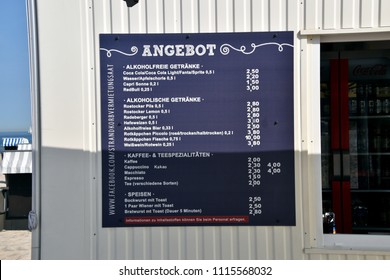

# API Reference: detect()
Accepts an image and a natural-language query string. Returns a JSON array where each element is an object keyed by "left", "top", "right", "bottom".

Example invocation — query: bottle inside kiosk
[{"left": 321, "top": 41, "right": 390, "bottom": 234}]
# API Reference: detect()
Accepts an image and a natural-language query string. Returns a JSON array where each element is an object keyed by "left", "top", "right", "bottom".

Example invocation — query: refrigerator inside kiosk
[{"left": 321, "top": 42, "right": 390, "bottom": 234}]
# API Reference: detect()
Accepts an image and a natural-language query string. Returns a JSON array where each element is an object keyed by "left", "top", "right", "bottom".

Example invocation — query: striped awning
[
  {"left": 16, "top": 144, "right": 31, "bottom": 151},
  {"left": 0, "top": 144, "right": 32, "bottom": 174},
  {"left": 2, "top": 137, "right": 29, "bottom": 147}
]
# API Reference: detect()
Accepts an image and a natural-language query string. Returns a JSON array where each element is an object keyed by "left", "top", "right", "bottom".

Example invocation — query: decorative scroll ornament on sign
[
  {"left": 100, "top": 42, "right": 293, "bottom": 58},
  {"left": 100, "top": 46, "right": 139, "bottom": 57},
  {"left": 220, "top": 42, "right": 294, "bottom": 55}
]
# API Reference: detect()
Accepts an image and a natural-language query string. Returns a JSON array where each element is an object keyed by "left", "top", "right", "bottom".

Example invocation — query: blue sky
[{"left": 0, "top": 0, "right": 31, "bottom": 132}]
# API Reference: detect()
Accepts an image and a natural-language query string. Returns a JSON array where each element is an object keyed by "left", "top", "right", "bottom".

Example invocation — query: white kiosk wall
[{"left": 29, "top": 0, "right": 390, "bottom": 260}]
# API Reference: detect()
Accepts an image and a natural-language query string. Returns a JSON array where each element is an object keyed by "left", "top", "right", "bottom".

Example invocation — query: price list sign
[{"left": 100, "top": 32, "right": 295, "bottom": 227}]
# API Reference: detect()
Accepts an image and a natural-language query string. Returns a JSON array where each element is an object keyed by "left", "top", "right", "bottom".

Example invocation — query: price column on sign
[
  {"left": 246, "top": 68, "right": 260, "bottom": 92},
  {"left": 249, "top": 196, "right": 262, "bottom": 216},
  {"left": 247, "top": 157, "right": 261, "bottom": 187},
  {"left": 267, "top": 162, "right": 282, "bottom": 175},
  {"left": 246, "top": 101, "right": 261, "bottom": 147}
]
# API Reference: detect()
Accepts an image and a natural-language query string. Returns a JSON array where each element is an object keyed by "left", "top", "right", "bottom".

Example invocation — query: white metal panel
[
  {"left": 304, "top": 0, "right": 321, "bottom": 31},
  {"left": 252, "top": 0, "right": 269, "bottom": 31},
  {"left": 322, "top": 0, "right": 338, "bottom": 30},
  {"left": 90, "top": 0, "right": 303, "bottom": 260},
  {"left": 287, "top": 0, "right": 301, "bottom": 31},
  {"left": 233, "top": 0, "right": 251, "bottom": 32},
  {"left": 216, "top": 0, "right": 234, "bottom": 32},
  {"left": 31, "top": 0, "right": 305, "bottom": 260},
  {"left": 303, "top": 0, "right": 390, "bottom": 33},
  {"left": 380, "top": 0, "right": 390, "bottom": 26},
  {"left": 199, "top": 0, "right": 216, "bottom": 32},
  {"left": 269, "top": 0, "right": 287, "bottom": 31},
  {"left": 129, "top": 0, "right": 147, "bottom": 33},
  {"left": 360, "top": 0, "right": 376, "bottom": 28},
  {"left": 79, "top": 0, "right": 98, "bottom": 260},
  {"left": 35, "top": 0, "right": 94, "bottom": 259},
  {"left": 146, "top": 0, "right": 164, "bottom": 33},
  {"left": 164, "top": 0, "right": 182, "bottom": 33},
  {"left": 27, "top": 0, "right": 41, "bottom": 260},
  {"left": 181, "top": 0, "right": 199, "bottom": 33},
  {"left": 111, "top": 0, "right": 129, "bottom": 32},
  {"left": 341, "top": 0, "right": 358, "bottom": 29}
]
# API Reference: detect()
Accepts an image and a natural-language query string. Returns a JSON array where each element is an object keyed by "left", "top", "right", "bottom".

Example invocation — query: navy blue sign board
[{"left": 100, "top": 32, "right": 295, "bottom": 227}]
